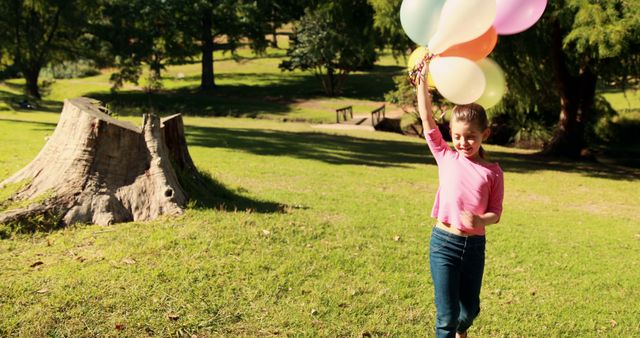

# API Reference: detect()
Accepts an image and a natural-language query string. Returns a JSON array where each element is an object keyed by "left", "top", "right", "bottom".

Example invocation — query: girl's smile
[{"left": 450, "top": 120, "right": 490, "bottom": 160}]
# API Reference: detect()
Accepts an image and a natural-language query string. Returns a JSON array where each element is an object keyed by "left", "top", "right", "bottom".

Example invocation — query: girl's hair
[{"left": 451, "top": 103, "right": 489, "bottom": 158}]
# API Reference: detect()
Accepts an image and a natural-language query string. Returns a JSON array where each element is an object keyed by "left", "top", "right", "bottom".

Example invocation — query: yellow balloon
[
  {"left": 407, "top": 47, "right": 428, "bottom": 71},
  {"left": 474, "top": 58, "right": 506, "bottom": 108},
  {"left": 407, "top": 47, "right": 436, "bottom": 87}
]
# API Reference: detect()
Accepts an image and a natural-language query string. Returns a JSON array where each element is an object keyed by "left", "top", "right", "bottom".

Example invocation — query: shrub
[{"left": 41, "top": 60, "right": 101, "bottom": 80}]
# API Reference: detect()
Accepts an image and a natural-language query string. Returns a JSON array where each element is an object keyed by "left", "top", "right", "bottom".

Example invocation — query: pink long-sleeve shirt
[{"left": 425, "top": 127, "right": 504, "bottom": 236}]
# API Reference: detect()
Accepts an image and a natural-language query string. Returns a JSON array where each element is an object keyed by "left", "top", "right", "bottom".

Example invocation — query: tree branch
[{"left": 36, "top": 4, "right": 64, "bottom": 66}]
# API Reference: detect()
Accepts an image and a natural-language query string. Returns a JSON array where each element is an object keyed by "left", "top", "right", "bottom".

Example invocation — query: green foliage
[
  {"left": 94, "top": 0, "right": 194, "bottom": 91},
  {"left": 593, "top": 88, "right": 640, "bottom": 145},
  {"left": 109, "top": 57, "right": 143, "bottom": 91},
  {"left": 493, "top": 0, "right": 639, "bottom": 105},
  {"left": 251, "top": 0, "right": 309, "bottom": 48},
  {"left": 368, "top": 0, "right": 413, "bottom": 57},
  {"left": 95, "top": 0, "right": 277, "bottom": 91},
  {"left": 0, "top": 0, "right": 100, "bottom": 98},
  {"left": 512, "top": 121, "right": 553, "bottom": 149},
  {"left": 40, "top": 60, "right": 101, "bottom": 80},
  {"left": 564, "top": 0, "right": 640, "bottom": 70},
  {"left": 280, "top": 1, "right": 378, "bottom": 96},
  {"left": 384, "top": 75, "right": 418, "bottom": 113},
  {"left": 490, "top": 0, "right": 640, "bottom": 153},
  {"left": 385, "top": 74, "right": 448, "bottom": 136}
]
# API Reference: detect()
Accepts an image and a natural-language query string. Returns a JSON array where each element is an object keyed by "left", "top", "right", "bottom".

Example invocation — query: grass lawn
[{"left": 1, "top": 111, "right": 639, "bottom": 336}]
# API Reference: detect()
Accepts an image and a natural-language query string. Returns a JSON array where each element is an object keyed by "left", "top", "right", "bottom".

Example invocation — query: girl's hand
[
  {"left": 419, "top": 58, "right": 430, "bottom": 87},
  {"left": 409, "top": 54, "right": 432, "bottom": 87},
  {"left": 416, "top": 54, "right": 437, "bottom": 133},
  {"left": 460, "top": 211, "right": 483, "bottom": 228}
]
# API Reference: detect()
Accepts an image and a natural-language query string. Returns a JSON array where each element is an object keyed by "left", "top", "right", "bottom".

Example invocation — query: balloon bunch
[{"left": 401, "top": 0, "right": 547, "bottom": 108}]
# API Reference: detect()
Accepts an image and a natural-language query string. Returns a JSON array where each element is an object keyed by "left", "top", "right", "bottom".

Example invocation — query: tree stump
[{"left": 0, "top": 97, "right": 195, "bottom": 227}]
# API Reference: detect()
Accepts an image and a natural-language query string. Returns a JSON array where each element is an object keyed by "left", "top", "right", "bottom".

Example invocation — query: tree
[
  {"left": 280, "top": 0, "right": 377, "bottom": 96},
  {"left": 489, "top": 0, "right": 640, "bottom": 157},
  {"left": 172, "top": 0, "right": 274, "bottom": 91},
  {"left": 93, "top": 0, "right": 268, "bottom": 92},
  {"left": 0, "top": 0, "right": 98, "bottom": 98},
  {"left": 92, "top": 0, "right": 193, "bottom": 91},
  {"left": 195, "top": 0, "right": 245, "bottom": 90},
  {"left": 253, "top": 0, "right": 308, "bottom": 48},
  {"left": 368, "top": 0, "right": 413, "bottom": 57}
]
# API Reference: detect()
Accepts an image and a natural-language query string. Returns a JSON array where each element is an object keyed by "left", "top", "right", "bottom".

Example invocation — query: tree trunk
[
  {"left": 271, "top": 20, "right": 278, "bottom": 48},
  {"left": 200, "top": 10, "right": 215, "bottom": 90},
  {"left": 0, "top": 97, "right": 193, "bottom": 227},
  {"left": 543, "top": 18, "right": 596, "bottom": 158},
  {"left": 325, "top": 68, "right": 336, "bottom": 96},
  {"left": 24, "top": 67, "right": 41, "bottom": 99},
  {"left": 150, "top": 52, "right": 163, "bottom": 79},
  {"left": 271, "top": 31, "right": 278, "bottom": 48}
]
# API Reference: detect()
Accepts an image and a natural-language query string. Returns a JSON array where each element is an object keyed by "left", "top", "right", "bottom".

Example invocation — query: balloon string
[{"left": 408, "top": 53, "right": 436, "bottom": 87}]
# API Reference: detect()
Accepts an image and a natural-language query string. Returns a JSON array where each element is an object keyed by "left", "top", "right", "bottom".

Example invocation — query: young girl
[{"left": 416, "top": 59, "right": 504, "bottom": 338}]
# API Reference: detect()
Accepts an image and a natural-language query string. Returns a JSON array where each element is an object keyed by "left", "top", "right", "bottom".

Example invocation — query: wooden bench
[
  {"left": 335, "top": 106, "right": 353, "bottom": 123},
  {"left": 370, "top": 104, "right": 386, "bottom": 126}
]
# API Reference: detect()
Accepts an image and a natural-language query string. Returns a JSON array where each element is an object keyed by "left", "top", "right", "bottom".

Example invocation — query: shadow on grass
[
  {"left": 0, "top": 118, "right": 58, "bottom": 131},
  {"left": 489, "top": 151, "right": 640, "bottom": 181},
  {"left": 84, "top": 65, "right": 404, "bottom": 118},
  {"left": 87, "top": 86, "right": 293, "bottom": 118},
  {"left": 186, "top": 125, "right": 428, "bottom": 168},
  {"left": 177, "top": 167, "right": 284, "bottom": 213},
  {"left": 185, "top": 124, "right": 640, "bottom": 180},
  {"left": 0, "top": 86, "right": 62, "bottom": 113}
]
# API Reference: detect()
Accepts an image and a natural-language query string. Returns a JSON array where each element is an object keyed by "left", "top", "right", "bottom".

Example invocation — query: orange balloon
[{"left": 440, "top": 26, "right": 498, "bottom": 61}]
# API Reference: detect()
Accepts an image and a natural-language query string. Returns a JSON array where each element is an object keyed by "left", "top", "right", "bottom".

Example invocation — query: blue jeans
[{"left": 429, "top": 226, "right": 486, "bottom": 338}]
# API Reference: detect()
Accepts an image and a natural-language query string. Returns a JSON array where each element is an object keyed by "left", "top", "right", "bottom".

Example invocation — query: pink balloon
[{"left": 494, "top": 0, "right": 547, "bottom": 35}]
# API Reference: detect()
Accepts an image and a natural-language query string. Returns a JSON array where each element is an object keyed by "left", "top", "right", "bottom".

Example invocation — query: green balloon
[{"left": 475, "top": 58, "right": 506, "bottom": 109}]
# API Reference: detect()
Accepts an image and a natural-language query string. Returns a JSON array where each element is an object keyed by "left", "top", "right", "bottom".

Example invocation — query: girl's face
[{"left": 450, "top": 118, "right": 490, "bottom": 160}]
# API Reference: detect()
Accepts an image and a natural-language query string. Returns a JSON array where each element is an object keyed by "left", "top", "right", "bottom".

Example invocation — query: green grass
[
  {"left": 1, "top": 112, "right": 639, "bottom": 336},
  {"left": 602, "top": 88, "right": 640, "bottom": 117}
]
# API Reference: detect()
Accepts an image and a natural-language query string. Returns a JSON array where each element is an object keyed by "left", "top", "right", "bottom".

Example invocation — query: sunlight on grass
[
  {"left": 603, "top": 88, "right": 640, "bottom": 122},
  {"left": 1, "top": 114, "right": 639, "bottom": 336},
  {"left": 603, "top": 88, "right": 640, "bottom": 111}
]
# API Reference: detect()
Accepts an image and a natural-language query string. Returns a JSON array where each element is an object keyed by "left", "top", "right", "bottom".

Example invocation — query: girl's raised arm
[{"left": 417, "top": 60, "right": 437, "bottom": 133}]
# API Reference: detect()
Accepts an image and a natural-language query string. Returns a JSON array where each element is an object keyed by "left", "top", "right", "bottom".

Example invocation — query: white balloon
[
  {"left": 400, "top": 0, "right": 445, "bottom": 45},
  {"left": 428, "top": 0, "right": 496, "bottom": 54},
  {"left": 431, "top": 57, "right": 486, "bottom": 104}
]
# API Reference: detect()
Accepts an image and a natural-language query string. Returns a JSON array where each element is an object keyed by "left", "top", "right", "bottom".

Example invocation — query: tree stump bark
[{"left": 0, "top": 97, "right": 194, "bottom": 226}]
